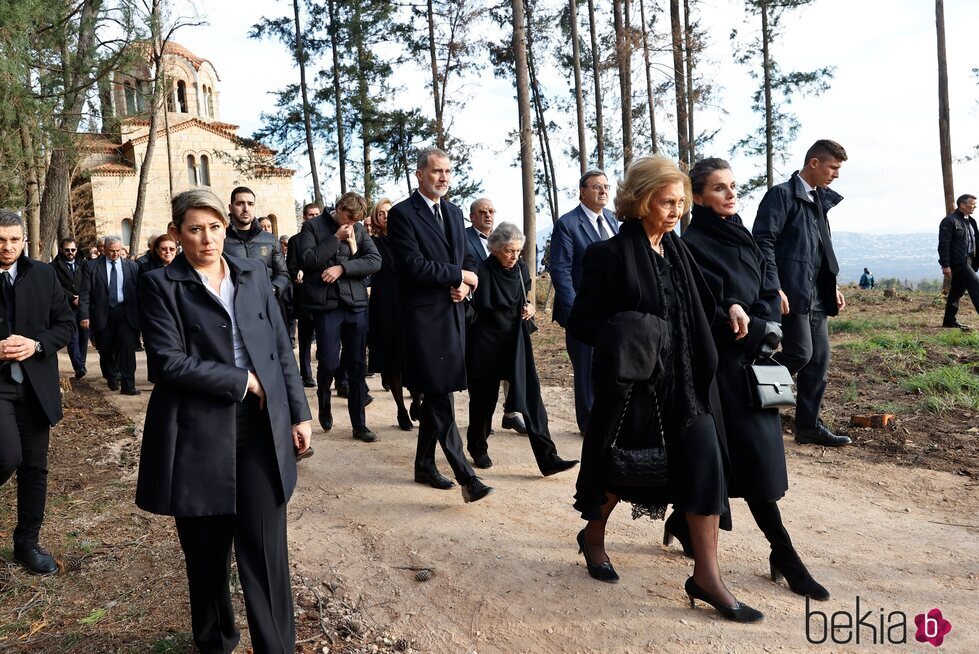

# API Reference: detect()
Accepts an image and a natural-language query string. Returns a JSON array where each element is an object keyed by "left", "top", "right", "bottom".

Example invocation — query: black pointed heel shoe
[
  {"left": 576, "top": 529, "right": 619, "bottom": 583},
  {"left": 397, "top": 409, "right": 413, "bottom": 431},
  {"left": 684, "top": 577, "right": 764, "bottom": 623},
  {"left": 770, "top": 552, "right": 830, "bottom": 601}
]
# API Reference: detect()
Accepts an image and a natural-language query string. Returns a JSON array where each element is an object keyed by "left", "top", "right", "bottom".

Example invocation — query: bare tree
[
  {"left": 638, "top": 0, "right": 657, "bottom": 153},
  {"left": 684, "top": 0, "right": 695, "bottom": 164},
  {"left": 327, "top": 0, "right": 347, "bottom": 193},
  {"left": 525, "top": 1, "right": 559, "bottom": 224},
  {"left": 670, "top": 0, "right": 690, "bottom": 169},
  {"left": 586, "top": 0, "right": 604, "bottom": 169},
  {"left": 568, "top": 0, "right": 587, "bottom": 173},
  {"left": 613, "top": 0, "right": 633, "bottom": 170},
  {"left": 936, "top": 0, "right": 954, "bottom": 213},
  {"left": 511, "top": 0, "right": 537, "bottom": 279},
  {"left": 293, "top": 0, "right": 322, "bottom": 206}
]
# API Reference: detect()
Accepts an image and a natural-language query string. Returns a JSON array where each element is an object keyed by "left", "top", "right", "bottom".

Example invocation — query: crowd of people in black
[{"left": 4, "top": 139, "right": 976, "bottom": 651}]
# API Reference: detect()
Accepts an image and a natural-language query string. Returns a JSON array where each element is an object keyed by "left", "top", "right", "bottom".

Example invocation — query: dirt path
[{"left": 95, "top": 347, "right": 977, "bottom": 654}]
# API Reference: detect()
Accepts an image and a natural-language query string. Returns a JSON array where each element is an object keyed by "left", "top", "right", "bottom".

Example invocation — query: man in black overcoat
[
  {"left": 287, "top": 202, "right": 322, "bottom": 386},
  {"left": 752, "top": 139, "right": 850, "bottom": 447},
  {"left": 938, "top": 193, "right": 979, "bottom": 329},
  {"left": 0, "top": 210, "right": 75, "bottom": 575},
  {"left": 387, "top": 147, "right": 494, "bottom": 503},
  {"left": 79, "top": 235, "right": 141, "bottom": 395},
  {"left": 52, "top": 237, "right": 89, "bottom": 379}
]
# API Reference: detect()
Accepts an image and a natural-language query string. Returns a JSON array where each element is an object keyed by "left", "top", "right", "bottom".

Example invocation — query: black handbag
[
  {"left": 745, "top": 360, "right": 796, "bottom": 409},
  {"left": 605, "top": 387, "right": 670, "bottom": 489}
]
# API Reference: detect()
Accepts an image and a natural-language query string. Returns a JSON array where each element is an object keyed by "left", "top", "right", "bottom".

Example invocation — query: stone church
[{"left": 74, "top": 41, "right": 297, "bottom": 248}]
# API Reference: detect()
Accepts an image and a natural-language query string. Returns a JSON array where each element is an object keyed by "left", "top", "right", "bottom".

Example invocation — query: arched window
[
  {"left": 177, "top": 80, "right": 188, "bottom": 113},
  {"left": 136, "top": 80, "right": 150, "bottom": 112},
  {"left": 199, "top": 85, "right": 207, "bottom": 117},
  {"left": 199, "top": 155, "right": 211, "bottom": 186},
  {"left": 187, "top": 155, "right": 198, "bottom": 186},
  {"left": 207, "top": 87, "right": 215, "bottom": 118},
  {"left": 121, "top": 219, "right": 133, "bottom": 248},
  {"left": 124, "top": 82, "right": 137, "bottom": 115}
]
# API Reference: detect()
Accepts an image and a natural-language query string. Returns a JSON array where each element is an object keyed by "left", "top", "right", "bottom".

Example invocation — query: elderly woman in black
[
  {"left": 676, "top": 157, "right": 829, "bottom": 600},
  {"left": 137, "top": 188, "right": 312, "bottom": 654},
  {"left": 465, "top": 222, "right": 578, "bottom": 476},
  {"left": 569, "top": 155, "right": 762, "bottom": 622}
]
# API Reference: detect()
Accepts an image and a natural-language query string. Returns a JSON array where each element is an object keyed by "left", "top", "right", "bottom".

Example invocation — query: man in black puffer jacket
[
  {"left": 296, "top": 192, "right": 381, "bottom": 442},
  {"left": 225, "top": 186, "right": 290, "bottom": 297},
  {"left": 938, "top": 193, "right": 979, "bottom": 329}
]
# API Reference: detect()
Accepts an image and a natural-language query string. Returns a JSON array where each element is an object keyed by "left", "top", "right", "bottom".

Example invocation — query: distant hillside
[{"left": 536, "top": 228, "right": 942, "bottom": 284}]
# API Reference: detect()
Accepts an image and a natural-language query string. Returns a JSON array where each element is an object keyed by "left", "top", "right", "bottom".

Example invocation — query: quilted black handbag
[{"left": 604, "top": 387, "right": 669, "bottom": 489}]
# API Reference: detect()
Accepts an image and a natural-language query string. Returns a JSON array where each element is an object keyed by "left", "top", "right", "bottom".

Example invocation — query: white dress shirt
[
  {"left": 105, "top": 257, "right": 125, "bottom": 302},
  {"left": 196, "top": 260, "right": 254, "bottom": 373},
  {"left": 580, "top": 203, "right": 609, "bottom": 240}
]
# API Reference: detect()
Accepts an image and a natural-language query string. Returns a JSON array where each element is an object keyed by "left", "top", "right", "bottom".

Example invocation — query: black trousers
[
  {"left": 943, "top": 264, "right": 979, "bottom": 325},
  {"left": 174, "top": 399, "right": 295, "bottom": 654},
  {"left": 466, "top": 377, "right": 558, "bottom": 471},
  {"left": 0, "top": 382, "right": 51, "bottom": 552},
  {"left": 297, "top": 313, "right": 314, "bottom": 380},
  {"left": 66, "top": 311, "right": 89, "bottom": 373},
  {"left": 416, "top": 392, "right": 474, "bottom": 484},
  {"left": 312, "top": 307, "right": 368, "bottom": 430},
  {"left": 775, "top": 310, "right": 829, "bottom": 428},
  {"left": 565, "top": 331, "right": 594, "bottom": 433},
  {"left": 96, "top": 305, "right": 138, "bottom": 390}
]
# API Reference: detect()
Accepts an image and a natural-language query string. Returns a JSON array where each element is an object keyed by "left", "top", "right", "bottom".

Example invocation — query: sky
[{"left": 170, "top": 0, "right": 979, "bottom": 236}]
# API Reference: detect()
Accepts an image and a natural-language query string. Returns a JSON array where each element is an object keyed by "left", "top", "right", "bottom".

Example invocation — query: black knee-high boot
[{"left": 746, "top": 499, "right": 829, "bottom": 601}]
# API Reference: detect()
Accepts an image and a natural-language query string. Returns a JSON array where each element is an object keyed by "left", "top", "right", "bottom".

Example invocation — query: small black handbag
[
  {"left": 745, "top": 360, "right": 796, "bottom": 410},
  {"left": 604, "top": 387, "right": 670, "bottom": 489}
]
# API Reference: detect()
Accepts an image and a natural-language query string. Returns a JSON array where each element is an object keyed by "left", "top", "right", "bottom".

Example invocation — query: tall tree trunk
[
  {"left": 353, "top": 2, "right": 373, "bottom": 201},
  {"left": 294, "top": 0, "right": 323, "bottom": 206},
  {"left": 670, "top": 0, "right": 689, "bottom": 171},
  {"left": 130, "top": 0, "right": 164, "bottom": 257},
  {"left": 683, "top": 0, "right": 695, "bottom": 165},
  {"left": 613, "top": 0, "right": 633, "bottom": 170},
  {"left": 586, "top": 0, "right": 604, "bottom": 170},
  {"left": 512, "top": 0, "right": 536, "bottom": 280},
  {"left": 761, "top": 0, "right": 774, "bottom": 189},
  {"left": 639, "top": 0, "right": 657, "bottom": 153},
  {"left": 935, "top": 0, "right": 954, "bottom": 213},
  {"left": 427, "top": 0, "right": 445, "bottom": 149},
  {"left": 39, "top": 0, "right": 103, "bottom": 260},
  {"left": 19, "top": 117, "right": 41, "bottom": 256},
  {"left": 525, "top": 2, "right": 559, "bottom": 225},
  {"left": 569, "top": 0, "right": 587, "bottom": 174},
  {"left": 327, "top": 0, "right": 347, "bottom": 193}
]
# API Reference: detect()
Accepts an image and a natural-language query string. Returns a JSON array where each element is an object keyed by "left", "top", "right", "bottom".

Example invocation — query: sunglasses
[
  {"left": 159, "top": 246, "right": 177, "bottom": 252},
  {"left": 63, "top": 248, "right": 77, "bottom": 252}
]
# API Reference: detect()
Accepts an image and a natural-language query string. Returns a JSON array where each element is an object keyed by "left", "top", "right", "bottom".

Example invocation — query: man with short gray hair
[{"left": 79, "top": 235, "right": 141, "bottom": 395}]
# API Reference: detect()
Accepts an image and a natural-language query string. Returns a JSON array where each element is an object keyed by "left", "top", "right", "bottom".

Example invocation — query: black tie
[
  {"left": 109, "top": 260, "right": 120, "bottom": 307},
  {"left": 433, "top": 202, "right": 445, "bottom": 236},
  {"left": 596, "top": 216, "right": 609, "bottom": 240},
  {"left": 1, "top": 271, "right": 23, "bottom": 383},
  {"left": 69, "top": 262, "right": 75, "bottom": 275}
]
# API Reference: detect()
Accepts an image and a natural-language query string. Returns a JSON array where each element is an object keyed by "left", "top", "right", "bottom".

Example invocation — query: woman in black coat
[
  {"left": 678, "top": 157, "right": 829, "bottom": 601},
  {"left": 137, "top": 234, "right": 177, "bottom": 277},
  {"left": 569, "top": 155, "right": 762, "bottom": 623},
  {"left": 465, "top": 222, "right": 577, "bottom": 476},
  {"left": 137, "top": 188, "right": 312, "bottom": 654},
  {"left": 367, "top": 198, "right": 415, "bottom": 430}
]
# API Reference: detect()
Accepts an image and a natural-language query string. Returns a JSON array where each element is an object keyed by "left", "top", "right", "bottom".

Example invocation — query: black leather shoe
[
  {"left": 120, "top": 388, "right": 140, "bottom": 396},
  {"left": 795, "top": 421, "right": 851, "bottom": 447},
  {"left": 336, "top": 384, "right": 350, "bottom": 398},
  {"left": 353, "top": 427, "right": 378, "bottom": 443},
  {"left": 13, "top": 545, "right": 59, "bottom": 576},
  {"left": 397, "top": 409, "right": 413, "bottom": 431},
  {"left": 684, "top": 577, "right": 764, "bottom": 623},
  {"left": 576, "top": 529, "right": 619, "bottom": 583},
  {"left": 461, "top": 476, "right": 494, "bottom": 503},
  {"left": 409, "top": 397, "right": 422, "bottom": 421},
  {"left": 296, "top": 446, "right": 315, "bottom": 461},
  {"left": 770, "top": 551, "right": 830, "bottom": 601},
  {"left": 472, "top": 453, "right": 493, "bottom": 469},
  {"left": 75, "top": 368, "right": 86, "bottom": 380},
  {"left": 942, "top": 321, "right": 972, "bottom": 330},
  {"left": 364, "top": 393, "right": 374, "bottom": 406},
  {"left": 319, "top": 410, "right": 333, "bottom": 431},
  {"left": 501, "top": 414, "right": 528, "bottom": 434},
  {"left": 539, "top": 458, "right": 578, "bottom": 476},
  {"left": 302, "top": 377, "right": 317, "bottom": 388},
  {"left": 414, "top": 467, "right": 454, "bottom": 490},
  {"left": 106, "top": 379, "right": 119, "bottom": 391}
]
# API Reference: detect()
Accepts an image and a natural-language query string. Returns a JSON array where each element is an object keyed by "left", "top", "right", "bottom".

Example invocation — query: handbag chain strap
[{"left": 610, "top": 385, "right": 666, "bottom": 448}]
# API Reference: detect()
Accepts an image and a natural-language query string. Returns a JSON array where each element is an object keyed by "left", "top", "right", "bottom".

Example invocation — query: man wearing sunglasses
[{"left": 52, "top": 238, "right": 88, "bottom": 379}]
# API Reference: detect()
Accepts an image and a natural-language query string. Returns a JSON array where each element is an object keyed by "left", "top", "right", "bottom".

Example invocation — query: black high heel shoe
[
  {"left": 684, "top": 577, "right": 764, "bottom": 623},
  {"left": 576, "top": 530, "right": 619, "bottom": 583},
  {"left": 770, "top": 552, "right": 830, "bottom": 601},
  {"left": 662, "top": 525, "right": 694, "bottom": 559},
  {"left": 397, "top": 409, "right": 413, "bottom": 431}
]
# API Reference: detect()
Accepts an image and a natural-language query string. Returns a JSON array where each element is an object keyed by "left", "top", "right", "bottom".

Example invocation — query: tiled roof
[{"left": 89, "top": 162, "right": 136, "bottom": 176}]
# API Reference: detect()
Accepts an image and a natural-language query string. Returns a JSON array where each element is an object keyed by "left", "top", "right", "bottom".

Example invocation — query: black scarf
[{"left": 689, "top": 204, "right": 759, "bottom": 254}]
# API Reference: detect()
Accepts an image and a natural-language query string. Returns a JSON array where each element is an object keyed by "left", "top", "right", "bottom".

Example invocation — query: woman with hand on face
[
  {"left": 465, "top": 222, "right": 578, "bottom": 477},
  {"left": 569, "top": 155, "right": 762, "bottom": 623},
  {"left": 136, "top": 188, "right": 312, "bottom": 654},
  {"left": 677, "top": 157, "right": 829, "bottom": 601}
]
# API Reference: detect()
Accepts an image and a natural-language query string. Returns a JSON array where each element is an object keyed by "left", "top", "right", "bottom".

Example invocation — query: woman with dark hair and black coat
[
  {"left": 464, "top": 222, "right": 578, "bottom": 477},
  {"left": 676, "top": 156, "right": 830, "bottom": 601},
  {"left": 137, "top": 188, "right": 312, "bottom": 653},
  {"left": 137, "top": 234, "right": 177, "bottom": 277},
  {"left": 569, "top": 155, "right": 762, "bottom": 623}
]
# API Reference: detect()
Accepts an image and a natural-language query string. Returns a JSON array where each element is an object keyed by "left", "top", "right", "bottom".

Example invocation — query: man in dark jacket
[
  {"left": 296, "top": 192, "right": 381, "bottom": 442},
  {"left": 52, "top": 237, "right": 88, "bottom": 378},
  {"left": 287, "top": 202, "right": 322, "bottom": 386},
  {"left": 0, "top": 210, "right": 75, "bottom": 575},
  {"left": 753, "top": 139, "right": 851, "bottom": 447},
  {"left": 224, "top": 186, "right": 289, "bottom": 298},
  {"left": 938, "top": 194, "right": 979, "bottom": 329},
  {"left": 388, "top": 147, "right": 494, "bottom": 503}
]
